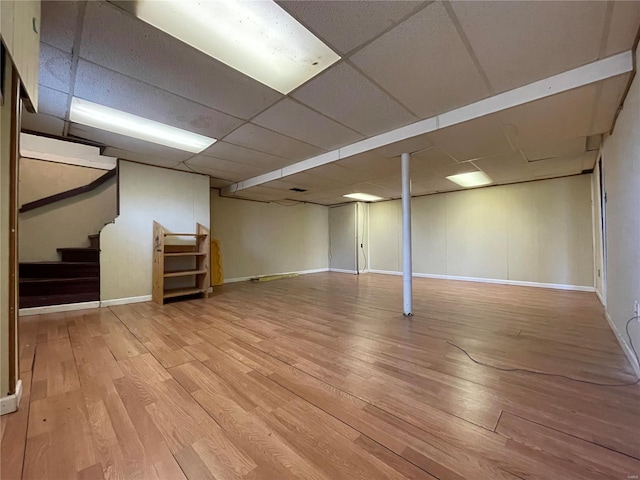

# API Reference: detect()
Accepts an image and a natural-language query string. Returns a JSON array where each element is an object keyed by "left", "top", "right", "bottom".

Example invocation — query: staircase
[{"left": 19, "top": 234, "right": 101, "bottom": 308}]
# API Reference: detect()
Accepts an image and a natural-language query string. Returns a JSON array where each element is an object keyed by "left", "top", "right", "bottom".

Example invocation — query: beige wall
[
  {"left": 601, "top": 47, "right": 640, "bottom": 372},
  {"left": 370, "top": 174, "right": 594, "bottom": 287},
  {"left": 19, "top": 157, "right": 105, "bottom": 204},
  {"left": 100, "top": 161, "right": 210, "bottom": 300},
  {"left": 19, "top": 159, "right": 117, "bottom": 261},
  {"left": 211, "top": 193, "right": 329, "bottom": 280},
  {"left": 0, "top": 58, "right": 14, "bottom": 397}
]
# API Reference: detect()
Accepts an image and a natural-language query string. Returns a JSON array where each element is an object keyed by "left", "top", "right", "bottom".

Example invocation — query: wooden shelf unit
[{"left": 152, "top": 221, "right": 210, "bottom": 304}]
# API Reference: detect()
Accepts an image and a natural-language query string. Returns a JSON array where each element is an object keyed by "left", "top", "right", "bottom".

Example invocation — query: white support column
[{"left": 401, "top": 152, "right": 413, "bottom": 316}]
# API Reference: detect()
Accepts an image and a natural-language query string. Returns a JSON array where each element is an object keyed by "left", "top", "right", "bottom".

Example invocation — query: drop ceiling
[{"left": 23, "top": 0, "right": 640, "bottom": 205}]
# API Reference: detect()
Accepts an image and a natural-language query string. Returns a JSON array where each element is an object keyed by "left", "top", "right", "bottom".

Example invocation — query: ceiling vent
[{"left": 290, "top": 187, "right": 307, "bottom": 192}]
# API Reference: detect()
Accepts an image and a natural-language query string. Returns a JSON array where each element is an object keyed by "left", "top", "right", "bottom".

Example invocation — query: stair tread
[
  {"left": 20, "top": 277, "right": 98, "bottom": 283},
  {"left": 20, "top": 261, "right": 98, "bottom": 265},
  {"left": 20, "top": 292, "right": 99, "bottom": 309}
]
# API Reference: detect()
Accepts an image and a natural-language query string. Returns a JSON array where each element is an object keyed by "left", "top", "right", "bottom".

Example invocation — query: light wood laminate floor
[{"left": 2, "top": 273, "right": 639, "bottom": 479}]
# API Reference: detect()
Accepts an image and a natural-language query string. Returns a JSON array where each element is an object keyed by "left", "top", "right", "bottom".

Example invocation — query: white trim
[
  {"left": 604, "top": 311, "right": 640, "bottom": 377},
  {"left": 224, "top": 268, "right": 329, "bottom": 284},
  {"left": 223, "top": 51, "right": 633, "bottom": 195},
  {"left": 1, "top": 380, "right": 23, "bottom": 416},
  {"left": 367, "top": 269, "right": 595, "bottom": 291},
  {"left": 20, "top": 133, "right": 117, "bottom": 170},
  {"left": 100, "top": 295, "right": 152, "bottom": 307},
  {"left": 329, "top": 268, "right": 358, "bottom": 275},
  {"left": 19, "top": 301, "right": 100, "bottom": 316}
]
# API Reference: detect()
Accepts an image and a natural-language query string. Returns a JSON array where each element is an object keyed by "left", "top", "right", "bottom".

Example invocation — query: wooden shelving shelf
[
  {"left": 163, "top": 269, "right": 208, "bottom": 278},
  {"left": 152, "top": 221, "right": 210, "bottom": 304}
]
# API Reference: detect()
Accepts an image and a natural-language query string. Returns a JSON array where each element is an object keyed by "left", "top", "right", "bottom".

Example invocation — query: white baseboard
[
  {"left": 19, "top": 301, "right": 100, "bottom": 316},
  {"left": 367, "top": 269, "right": 595, "bottom": 292},
  {"left": 224, "top": 268, "right": 329, "bottom": 284},
  {"left": 604, "top": 311, "right": 640, "bottom": 377},
  {"left": 100, "top": 295, "right": 152, "bottom": 307},
  {"left": 329, "top": 268, "right": 358, "bottom": 274},
  {"left": 1, "top": 380, "right": 23, "bottom": 415}
]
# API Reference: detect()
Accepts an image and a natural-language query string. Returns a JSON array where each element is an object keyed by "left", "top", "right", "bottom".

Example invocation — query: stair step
[
  {"left": 20, "top": 262, "right": 99, "bottom": 279},
  {"left": 57, "top": 248, "right": 100, "bottom": 263},
  {"left": 19, "top": 277, "right": 99, "bottom": 296},
  {"left": 20, "top": 292, "right": 100, "bottom": 309}
]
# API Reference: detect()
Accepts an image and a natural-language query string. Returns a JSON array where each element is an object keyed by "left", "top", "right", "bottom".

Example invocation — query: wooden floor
[{"left": 2, "top": 272, "right": 639, "bottom": 479}]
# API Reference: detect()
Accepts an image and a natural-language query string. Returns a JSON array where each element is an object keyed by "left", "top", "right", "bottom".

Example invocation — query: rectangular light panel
[
  {"left": 446, "top": 171, "right": 493, "bottom": 188},
  {"left": 344, "top": 193, "right": 385, "bottom": 202},
  {"left": 69, "top": 97, "right": 217, "bottom": 153},
  {"left": 130, "top": 0, "right": 341, "bottom": 94}
]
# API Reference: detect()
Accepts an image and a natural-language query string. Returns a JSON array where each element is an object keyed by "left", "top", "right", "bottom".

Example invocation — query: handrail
[{"left": 19, "top": 168, "right": 117, "bottom": 213}]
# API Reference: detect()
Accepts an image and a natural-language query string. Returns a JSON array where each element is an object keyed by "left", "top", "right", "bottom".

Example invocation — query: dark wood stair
[{"left": 19, "top": 234, "right": 101, "bottom": 309}]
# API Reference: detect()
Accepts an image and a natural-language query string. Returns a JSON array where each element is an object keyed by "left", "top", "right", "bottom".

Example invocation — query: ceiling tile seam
[
  {"left": 220, "top": 121, "right": 330, "bottom": 155},
  {"left": 598, "top": 1, "right": 615, "bottom": 59},
  {"left": 285, "top": 93, "right": 369, "bottom": 138},
  {"left": 442, "top": 1, "right": 495, "bottom": 95},
  {"left": 62, "top": 1, "right": 89, "bottom": 138},
  {"left": 222, "top": 51, "right": 634, "bottom": 196},
  {"left": 72, "top": 58, "right": 253, "bottom": 126},
  {"left": 36, "top": 81, "right": 70, "bottom": 98},
  {"left": 181, "top": 153, "right": 288, "bottom": 173},
  {"left": 342, "top": 59, "right": 421, "bottom": 119}
]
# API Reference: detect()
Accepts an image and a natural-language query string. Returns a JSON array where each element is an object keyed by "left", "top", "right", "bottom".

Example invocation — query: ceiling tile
[
  {"left": 80, "top": 2, "right": 282, "bottom": 119},
  {"left": 101, "top": 147, "right": 183, "bottom": 168},
  {"left": 253, "top": 99, "right": 363, "bottom": 150},
  {"left": 411, "top": 177, "right": 459, "bottom": 196},
  {"left": 498, "top": 84, "right": 597, "bottom": 150},
  {"left": 604, "top": 1, "right": 640, "bottom": 57},
  {"left": 451, "top": 1, "right": 606, "bottom": 93},
  {"left": 74, "top": 60, "right": 243, "bottom": 139},
  {"left": 21, "top": 111, "right": 65, "bottom": 136},
  {"left": 223, "top": 124, "right": 324, "bottom": 161},
  {"left": 210, "top": 178, "right": 234, "bottom": 189},
  {"left": 410, "top": 148, "right": 460, "bottom": 177},
  {"left": 40, "top": 1, "right": 80, "bottom": 53},
  {"left": 283, "top": 172, "right": 346, "bottom": 189},
  {"left": 303, "top": 163, "right": 365, "bottom": 184},
  {"left": 279, "top": 1, "right": 424, "bottom": 54},
  {"left": 186, "top": 155, "right": 265, "bottom": 177},
  {"left": 292, "top": 62, "right": 416, "bottom": 136},
  {"left": 590, "top": 73, "right": 631, "bottom": 135},
  {"left": 37, "top": 86, "right": 68, "bottom": 119},
  {"left": 201, "top": 142, "right": 291, "bottom": 171},
  {"left": 523, "top": 137, "right": 586, "bottom": 162},
  {"left": 69, "top": 124, "right": 193, "bottom": 163},
  {"left": 426, "top": 116, "right": 514, "bottom": 161},
  {"left": 39, "top": 43, "right": 72, "bottom": 93},
  {"left": 350, "top": 2, "right": 490, "bottom": 119},
  {"left": 335, "top": 151, "right": 399, "bottom": 179}
]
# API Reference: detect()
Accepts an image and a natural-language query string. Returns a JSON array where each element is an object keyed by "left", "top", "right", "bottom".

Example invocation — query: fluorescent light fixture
[
  {"left": 343, "top": 193, "right": 385, "bottom": 202},
  {"left": 446, "top": 171, "right": 493, "bottom": 188},
  {"left": 129, "top": 0, "right": 341, "bottom": 94},
  {"left": 69, "top": 97, "right": 216, "bottom": 153}
]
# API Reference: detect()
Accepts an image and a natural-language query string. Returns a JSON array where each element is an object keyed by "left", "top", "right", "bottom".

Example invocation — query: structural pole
[{"left": 401, "top": 152, "right": 413, "bottom": 316}]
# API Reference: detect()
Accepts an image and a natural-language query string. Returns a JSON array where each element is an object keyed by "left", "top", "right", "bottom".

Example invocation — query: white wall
[
  {"left": 329, "top": 203, "right": 356, "bottom": 272},
  {"left": 601, "top": 47, "right": 640, "bottom": 373},
  {"left": 19, "top": 159, "right": 117, "bottom": 261},
  {"left": 100, "top": 161, "right": 210, "bottom": 301},
  {"left": 211, "top": 193, "right": 329, "bottom": 281},
  {"left": 370, "top": 174, "right": 594, "bottom": 288}
]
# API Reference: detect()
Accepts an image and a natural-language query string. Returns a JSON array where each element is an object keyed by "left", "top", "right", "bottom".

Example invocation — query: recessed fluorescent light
[
  {"left": 446, "top": 171, "right": 493, "bottom": 188},
  {"left": 69, "top": 97, "right": 216, "bottom": 153},
  {"left": 130, "top": 0, "right": 341, "bottom": 94},
  {"left": 343, "top": 193, "right": 385, "bottom": 202}
]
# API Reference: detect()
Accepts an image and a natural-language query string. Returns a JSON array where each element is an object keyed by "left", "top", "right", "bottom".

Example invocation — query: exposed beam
[{"left": 222, "top": 50, "right": 633, "bottom": 196}]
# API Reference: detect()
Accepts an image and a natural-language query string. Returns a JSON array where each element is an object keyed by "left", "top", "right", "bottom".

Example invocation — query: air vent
[{"left": 290, "top": 187, "right": 307, "bottom": 192}]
